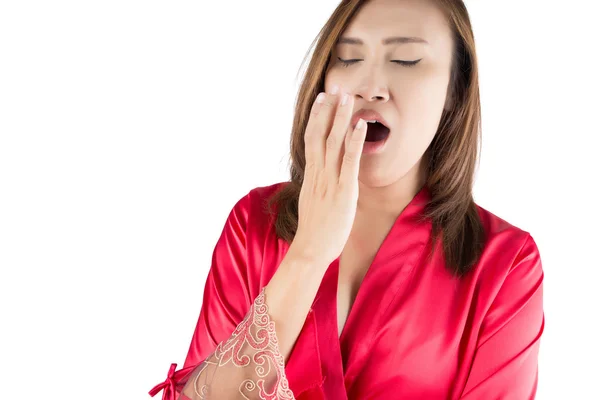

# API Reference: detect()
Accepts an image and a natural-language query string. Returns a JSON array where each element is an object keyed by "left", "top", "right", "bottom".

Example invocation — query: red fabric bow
[
  {"left": 148, "top": 363, "right": 178, "bottom": 399},
  {"left": 148, "top": 363, "right": 197, "bottom": 400},
  {"left": 149, "top": 363, "right": 198, "bottom": 400}
]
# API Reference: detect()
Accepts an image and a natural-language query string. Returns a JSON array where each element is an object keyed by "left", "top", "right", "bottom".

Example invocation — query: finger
[
  {"left": 325, "top": 90, "right": 354, "bottom": 182},
  {"left": 304, "top": 92, "right": 338, "bottom": 174},
  {"left": 303, "top": 92, "right": 326, "bottom": 172},
  {"left": 339, "top": 118, "right": 367, "bottom": 186}
]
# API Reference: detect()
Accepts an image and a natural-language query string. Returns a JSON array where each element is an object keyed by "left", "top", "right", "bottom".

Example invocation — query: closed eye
[{"left": 337, "top": 57, "right": 422, "bottom": 68}]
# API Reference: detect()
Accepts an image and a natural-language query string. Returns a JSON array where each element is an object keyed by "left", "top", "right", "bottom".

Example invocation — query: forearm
[
  {"left": 263, "top": 248, "right": 329, "bottom": 365},
  {"left": 176, "top": 249, "right": 328, "bottom": 400}
]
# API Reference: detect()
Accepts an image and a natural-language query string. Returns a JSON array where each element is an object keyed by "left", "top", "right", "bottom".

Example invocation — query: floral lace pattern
[{"left": 180, "top": 287, "right": 296, "bottom": 400}]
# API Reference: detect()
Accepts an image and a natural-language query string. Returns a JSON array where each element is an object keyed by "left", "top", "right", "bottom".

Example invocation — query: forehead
[{"left": 339, "top": 0, "right": 452, "bottom": 47}]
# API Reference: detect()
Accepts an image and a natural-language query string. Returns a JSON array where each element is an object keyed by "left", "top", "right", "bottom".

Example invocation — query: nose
[{"left": 354, "top": 83, "right": 389, "bottom": 103}]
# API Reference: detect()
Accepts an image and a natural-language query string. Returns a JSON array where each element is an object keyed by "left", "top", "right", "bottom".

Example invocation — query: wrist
[{"left": 285, "top": 242, "right": 331, "bottom": 271}]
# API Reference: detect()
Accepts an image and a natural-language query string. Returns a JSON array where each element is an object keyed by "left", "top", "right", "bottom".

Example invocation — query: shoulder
[
  {"left": 226, "top": 180, "right": 290, "bottom": 236},
  {"left": 474, "top": 202, "right": 540, "bottom": 258},
  {"left": 235, "top": 180, "right": 290, "bottom": 218},
  {"left": 247, "top": 181, "right": 290, "bottom": 208},
  {"left": 237, "top": 181, "right": 293, "bottom": 296},
  {"left": 465, "top": 203, "right": 544, "bottom": 356},
  {"left": 212, "top": 181, "right": 292, "bottom": 300},
  {"left": 469, "top": 201, "right": 543, "bottom": 298}
]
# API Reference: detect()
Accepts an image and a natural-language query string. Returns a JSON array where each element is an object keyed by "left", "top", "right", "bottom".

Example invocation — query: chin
[
  {"left": 358, "top": 157, "right": 420, "bottom": 188},
  {"left": 358, "top": 168, "right": 396, "bottom": 188}
]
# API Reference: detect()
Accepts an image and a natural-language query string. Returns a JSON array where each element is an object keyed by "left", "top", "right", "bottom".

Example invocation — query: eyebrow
[{"left": 337, "top": 36, "right": 429, "bottom": 45}]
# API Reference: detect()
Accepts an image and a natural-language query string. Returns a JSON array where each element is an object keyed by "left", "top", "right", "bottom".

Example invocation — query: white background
[{"left": 1, "top": 1, "right": 598, "bottom": 399}]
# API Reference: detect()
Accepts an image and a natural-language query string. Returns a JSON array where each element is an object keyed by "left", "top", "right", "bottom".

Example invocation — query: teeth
[{"left": 366, "top": 120, "right": 378, "bottom": 123}]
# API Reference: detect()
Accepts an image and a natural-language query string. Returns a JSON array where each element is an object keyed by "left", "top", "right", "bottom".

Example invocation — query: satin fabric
[{"left": 149, "top": 181, "right": 544, "bottom": 399}]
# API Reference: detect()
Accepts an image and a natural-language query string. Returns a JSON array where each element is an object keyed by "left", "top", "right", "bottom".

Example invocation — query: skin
[{"left": 324, "top": 0, "right": 455, "bottom": 222}]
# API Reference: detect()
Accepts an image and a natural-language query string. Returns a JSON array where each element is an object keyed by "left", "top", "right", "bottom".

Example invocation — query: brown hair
[{"left": 265, "top": 0, "right": 485, "bottom": 279}]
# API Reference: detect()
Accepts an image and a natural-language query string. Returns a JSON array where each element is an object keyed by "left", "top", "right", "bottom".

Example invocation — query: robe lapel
[
  {"left": 283, "top": 184, "right": 432, "bottom": 399},
  {"left": 340, "top": 184, "right": 433, "bottom": 387},
  {"left": 311, "top": 258, "right": 349, "bottom": 399},
  {"left": 283, "top": 304, "right": 326, "bottom": 398}
]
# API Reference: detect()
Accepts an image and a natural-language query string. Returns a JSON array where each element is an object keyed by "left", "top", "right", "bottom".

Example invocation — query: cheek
[
  {"left": 407, "top": 67, "right": 448, "bottom": 101},
  {"left": 390, "top": 70, "right": 450, "bottom": 157},
  {"left": 324, "top": 70, "right": 345, "bottom": 91},
  {"left": 399, "top": 70, "right": 449, "bottom": 124}
]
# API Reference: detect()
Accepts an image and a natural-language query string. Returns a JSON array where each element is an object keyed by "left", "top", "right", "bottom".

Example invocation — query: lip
[{"left": 351, "top": 109, "right": 390, "bottom": 131}]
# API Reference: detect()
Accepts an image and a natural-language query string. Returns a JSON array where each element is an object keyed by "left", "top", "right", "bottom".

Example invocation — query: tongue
[{"left": 365, "top": 122, "right": 390, "bottom": 142}]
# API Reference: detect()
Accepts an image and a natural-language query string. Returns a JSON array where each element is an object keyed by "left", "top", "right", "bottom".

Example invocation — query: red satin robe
[{"left": 149, "top": 181, "right": 545, "bottom": 399}]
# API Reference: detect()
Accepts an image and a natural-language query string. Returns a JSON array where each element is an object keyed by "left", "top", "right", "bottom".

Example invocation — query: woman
[{"left": 149, "top": 0, "right": 544, "bottom": 399}]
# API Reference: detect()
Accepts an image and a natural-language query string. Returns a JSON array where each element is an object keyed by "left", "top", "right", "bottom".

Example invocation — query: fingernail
[
  {"left": 341, "top": 92, "right": 349, "bottom": 106},
  {"left": 331, "top": 84, "right": 339, "bottom": 95},
  {"left": 316, "top": 93, "right": 325, "bottom": 103}
]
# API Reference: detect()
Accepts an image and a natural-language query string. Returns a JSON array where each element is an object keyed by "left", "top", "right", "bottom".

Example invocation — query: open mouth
[{"left": 365, "top": 121, "right": 391, "bottom": 142}]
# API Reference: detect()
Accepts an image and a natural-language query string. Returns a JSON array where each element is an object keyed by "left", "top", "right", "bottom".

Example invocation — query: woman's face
[{"left": 325, "top": 0, "right": 455, "bottom": 187}]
